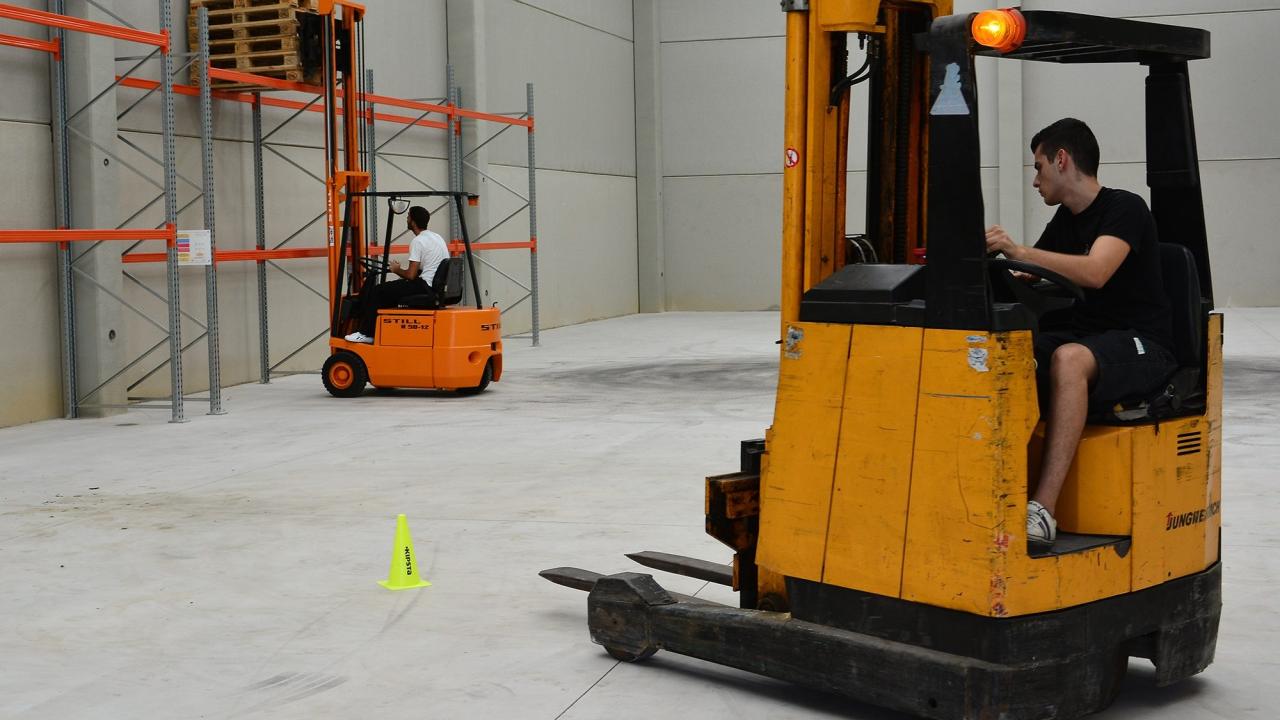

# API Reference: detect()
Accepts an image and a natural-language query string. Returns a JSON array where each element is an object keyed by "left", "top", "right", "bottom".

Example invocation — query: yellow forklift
[{"left": 542, "top": 4, "right": 1220, "bottom": 718}]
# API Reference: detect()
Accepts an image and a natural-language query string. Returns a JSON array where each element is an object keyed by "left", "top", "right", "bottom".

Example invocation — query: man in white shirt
[{"left": 345, "top": 205, "right": 449, "bottom": 344}]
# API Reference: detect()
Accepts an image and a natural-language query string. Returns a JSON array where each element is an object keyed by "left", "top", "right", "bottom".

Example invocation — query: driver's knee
[{"left": 1049, "top": 343, "right": 1097, "bottom": 385}]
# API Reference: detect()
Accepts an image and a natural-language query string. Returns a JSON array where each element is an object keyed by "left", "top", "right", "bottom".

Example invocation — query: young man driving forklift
[
  {"left": 985, "top": 118, "right": 1177, "bottom": 548},
  {"left": 344, "top": 205, "right": 448, "bottom": 344}
]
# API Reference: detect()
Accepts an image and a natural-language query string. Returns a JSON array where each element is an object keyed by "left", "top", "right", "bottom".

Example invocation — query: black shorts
[{"left": 1034, "top": 329, "right": 1178, "bottom": 412}]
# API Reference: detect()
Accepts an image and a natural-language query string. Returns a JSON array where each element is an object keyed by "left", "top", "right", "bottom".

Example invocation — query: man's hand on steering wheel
[{"left": 985, "top": 225, "right": 1018, "bottom": 258}]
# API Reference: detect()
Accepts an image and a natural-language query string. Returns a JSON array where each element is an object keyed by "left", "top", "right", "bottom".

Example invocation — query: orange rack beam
[
  {"left": 0, "top": 32, "right": 59, "bottom": 58},
  {"left": 0, "top": 3, "right": 169, "bottom": 51},
  {"left": 448, "top": 240, "right": 537, "bottom": 252},
  {"left": 116, "top": 68, "right": 531, "bottom": 130},
  {"left": 0, "top": 227, "right": 175, "bottom": 245},
  {"left": 117, "top": 76, "right": 447, "bottom": 130},
  {"left": 118, "top": 240, "right": 534, "bottom": 264},
  {"left": 205, "top": 68, "right": 531, "bottom": 129},
  {"left": 122, "top": 247, "right": 328, "bottom": 264}
]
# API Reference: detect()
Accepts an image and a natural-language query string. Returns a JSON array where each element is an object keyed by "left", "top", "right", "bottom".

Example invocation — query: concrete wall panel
[
  {"left": 1199, "top": 158, "right": 1280, "bottom": 306},
  {"left": 1174, "top": 9, "right": 1280, "bottom": 162},
  {"left": 0, "top": 0, "right": 53, "bottom": 125},
  {"left": 483, "top": 0, "right": 635, "bottom": 174},
  {"left": 661, "top": 36, "right": 784, "bottom": 177},
  {"left": 662, "top": 173, "right": 780, "bottom": 311},
  {"left": 1023, "top": 9, "right": 1280, "bottom": 164},
  {"left": 658, "top": 0, "right": 781, "bottom": 43},
  {"left": 361, "top": 0, "right": 449, "bottom": 102},
  {"left": 480, "top": 164, "right": 638, "bottom": 331},
  {"left": 0, "top": 121, "right": 60, "bottom": 426},
  {"left": 518, "top": 0, "right": 633, "bottom": 40}
]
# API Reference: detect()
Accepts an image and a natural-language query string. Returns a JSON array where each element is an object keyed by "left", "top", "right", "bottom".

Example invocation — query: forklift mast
[
  {"left": 314, "top": 0, "right": 368, "bottom": 332},
  {"left": 781, "top": 0, "right": 951, "bottom": 323}
]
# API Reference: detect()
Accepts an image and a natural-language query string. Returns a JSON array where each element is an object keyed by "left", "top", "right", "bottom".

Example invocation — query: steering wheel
[
  {"left": 357, "top": 256, "right": 391, "bottom": 279},
  {"left": 987, "top": 257, "right": 1084, "bottom": 319}
]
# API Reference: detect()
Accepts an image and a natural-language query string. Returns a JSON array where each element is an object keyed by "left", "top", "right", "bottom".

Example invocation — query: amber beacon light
[{"left": 972, "top": 8, "right": 1026, "bottom": 53}]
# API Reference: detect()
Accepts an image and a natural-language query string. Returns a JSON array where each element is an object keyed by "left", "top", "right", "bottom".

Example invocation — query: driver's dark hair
[
  {"left": 1031, "top": 118, "right": 1100, "bottom": 177},
  {"left": 408, "top": 205, "right": 431, "bottom": 230}
]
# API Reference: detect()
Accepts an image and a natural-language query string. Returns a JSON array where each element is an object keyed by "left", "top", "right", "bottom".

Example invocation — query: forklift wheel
[
  {"left": 323, "top": 351, "right": 368, "bottom": 398},
  {"left": 456, "top": 359, "right": 493, "bottom": 395}
]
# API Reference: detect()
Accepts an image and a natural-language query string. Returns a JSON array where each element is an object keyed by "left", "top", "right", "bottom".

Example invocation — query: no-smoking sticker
[{"left": 784, "top": 147, "right": 799, "bottom": 168}]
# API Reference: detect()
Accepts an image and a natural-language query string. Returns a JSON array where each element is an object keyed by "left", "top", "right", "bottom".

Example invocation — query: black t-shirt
[{"left": 1035, "top": 188, "right": 1171, "bottom": 347}]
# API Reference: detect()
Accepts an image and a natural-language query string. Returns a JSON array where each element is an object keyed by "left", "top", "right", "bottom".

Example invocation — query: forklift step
[
  {"left": 625, "top": 551, "right": 733, "bottom": 586},
  {"left": 1030, "top": 531, "right": 1131, "bottom": 559}
]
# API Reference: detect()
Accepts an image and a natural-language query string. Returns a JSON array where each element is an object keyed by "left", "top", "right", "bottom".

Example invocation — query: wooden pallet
[
  {"left": 189, "top": 0, "right": 316, "bottom": 13},
  {"left": 199, "top": 33, "right": 301, "bottom": 55},
  {"left": 197, "top": 3, "right": 306, "bottom": 26},
  {"left": 187, "top": 0, "right": 317, "bottom": 90},
  {"left": 189, "top": 17, "right": 301, "bottom": 46},
  {"left": 210, "top": 50, "right": 303, "bottom": 72}
]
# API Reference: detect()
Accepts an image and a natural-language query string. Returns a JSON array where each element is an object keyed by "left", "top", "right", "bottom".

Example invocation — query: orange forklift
[
  {"left": 308, "top": 2, "right": 501, "bottom": 398},
  {"left": 543, "top": 4, "right": 1220, "bottom": 719},
  {"left": 322, "top": 190, "right": 502, "bottom": 397}
]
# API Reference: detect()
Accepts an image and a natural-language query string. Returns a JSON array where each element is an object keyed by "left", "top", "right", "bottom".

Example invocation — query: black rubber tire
[
  {"left": 322, "top": 351, "right": 368, "bottom": 398},
  {"left": 456, "top": 359, "right": 492, "bottom": 395}
]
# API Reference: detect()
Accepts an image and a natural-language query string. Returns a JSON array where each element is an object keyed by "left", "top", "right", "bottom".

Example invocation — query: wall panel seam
[
  {"left": 1021, "top": 157, "right": 1280, "bottom": 167},
  {"left": 489, "top": 162, "right": 637, "bottom": 179},
  {"left": 1125, "top": 8, "right": 1280, "bottom": 20},
  {"left": 509, "top": 0, "right": 633, "bottom": 43},
  {"left": 665, "top": 166, "right": 1005, "bottom": 179},
  {"left": 0, "top": 117, "right": 53, "bottom": 127},
  {"left": 661, "top": 35, "right": 783, "bottom": 45}
]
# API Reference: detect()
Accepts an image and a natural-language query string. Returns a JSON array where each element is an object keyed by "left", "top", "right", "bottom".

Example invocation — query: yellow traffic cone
[{"left": 378, "top": 514, "right": 432, "bottom": 590}]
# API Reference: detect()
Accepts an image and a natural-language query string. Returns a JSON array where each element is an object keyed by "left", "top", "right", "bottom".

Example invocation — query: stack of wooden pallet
[{"left": 188, "top": 0, "right": 320, "bottom": 89}]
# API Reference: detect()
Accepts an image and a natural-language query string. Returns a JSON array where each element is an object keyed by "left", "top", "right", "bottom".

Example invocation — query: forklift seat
[
  {"left": 399, "top": 257, "right": 465, "bottom": 310},
  {"left": 1104, "top": 243, "right": 1204, "bottom": 422}
]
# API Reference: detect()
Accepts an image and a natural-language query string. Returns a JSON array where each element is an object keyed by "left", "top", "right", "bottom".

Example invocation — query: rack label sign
[{"left": 178, "top": 229, "right": 212, "bottom": 266}]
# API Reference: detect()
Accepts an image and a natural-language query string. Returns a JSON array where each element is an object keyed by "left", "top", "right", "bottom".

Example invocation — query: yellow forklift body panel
[
  {"left": 757, "top": 321, "right": 853, "bottom": 582},
  {"left": 758, "top": 317, "right": 1222, "bottom": 618},
  {"left": 823, "top": 324, "right": 924, "bottom": 597},
  {"left": 1034, "top": 426, "right": 1134, "bottom": 536},
  {"left": 898, "top": 328, "right": 1046, "bottom": 616}
]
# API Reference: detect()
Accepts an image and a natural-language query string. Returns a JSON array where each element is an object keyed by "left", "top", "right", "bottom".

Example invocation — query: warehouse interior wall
[{"left": 1, "top": 0, "right": 1277, "bottom": 427}]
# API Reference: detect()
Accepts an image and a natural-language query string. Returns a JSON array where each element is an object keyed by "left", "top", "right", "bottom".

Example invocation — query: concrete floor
[{"left": 1, "top": 309, "right": 1277, "bottom": 719}]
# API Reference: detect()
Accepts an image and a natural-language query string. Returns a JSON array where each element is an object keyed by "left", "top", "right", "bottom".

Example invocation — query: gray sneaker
[{"left": 1027, "top": 500, "right": 1057, "bottom": 548}]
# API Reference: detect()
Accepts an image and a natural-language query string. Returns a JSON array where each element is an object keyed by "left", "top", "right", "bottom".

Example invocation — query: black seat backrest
[
  {"left": 1160, "top": 243, "right": 1202, "bottom": 369},
  {"left": 398, "top": 257, "right": 465, "bottom": 310},
  {"left": 437, "top": 257, "right": 465, "bottom": 306},
  {"left": 1093, "top": 243, "right": 1205, "bottom": 424},
  {"left": 430, "top": 257, "right": 452, "bottom": 291}
]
